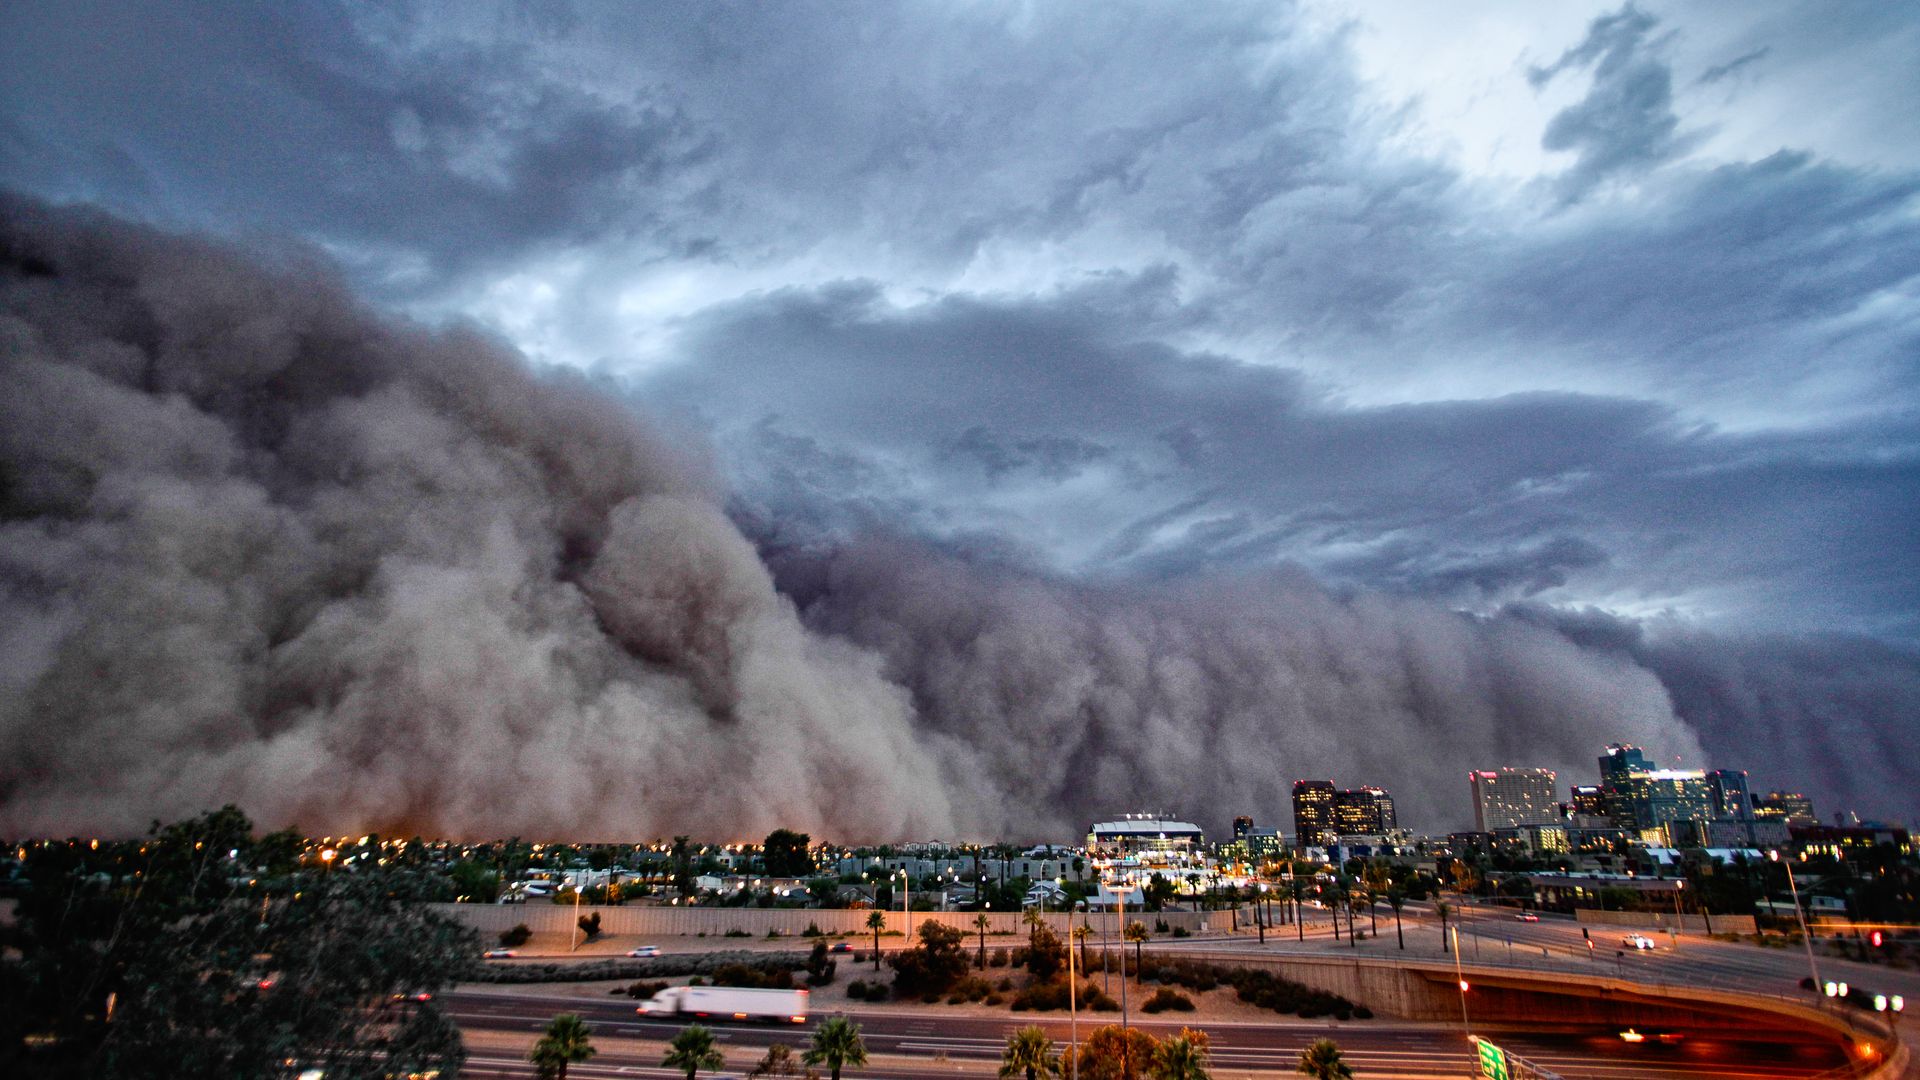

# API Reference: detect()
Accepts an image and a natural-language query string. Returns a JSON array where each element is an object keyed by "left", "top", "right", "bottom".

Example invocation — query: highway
[{"left": 443, "top": 987, "right": 1854, "bottom": 1079}]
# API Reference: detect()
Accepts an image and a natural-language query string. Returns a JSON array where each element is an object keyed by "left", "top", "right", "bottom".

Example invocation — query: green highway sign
[{"left": 1476, "top": 1037, "right": 1511, "bottom": 1080}]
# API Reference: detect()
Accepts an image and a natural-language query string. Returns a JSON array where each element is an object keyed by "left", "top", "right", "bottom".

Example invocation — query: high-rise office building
[
  {"left": 1469, "top": 768, "right": 1560, "bottom": 831},
  {"left": 1753, "top": 791, "right": 1817, "bottom": 826},
  {"left": 1292, "top": 781, "right": 1335, "bottom": 848},
  {"left": 1596, "top": 743, "right": 1717, "bottom": 841},
  {"left": 1706, "top": 769, "right": 1752, "bottom": 821},
  {"left": 1569, "top": 785, "right": 1606, "bottom": 818},
  {"left": 1333, "top": 787, "right": 1396, "bottom": 835},
  {"left": 1232, "top": 816, "right": 1254, "bottom": 841}
]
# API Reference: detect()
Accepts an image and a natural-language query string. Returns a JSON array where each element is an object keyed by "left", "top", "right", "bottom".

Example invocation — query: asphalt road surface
[{"left": 444, "top": 988, "right": 1854, "bottom": 1079}]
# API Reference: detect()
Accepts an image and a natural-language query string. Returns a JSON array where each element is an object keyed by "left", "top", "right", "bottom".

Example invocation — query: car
[
  {"left": 1515, "top": 912, "right": 1539, "bottom": 922},
  {"left": 483, "top": 948, "right": 517, "bottom": 959},
  {"left": 827, "top": 942, "right": 853, "bottom": 953},
  {"left": 627, "top": 945, "right": 661, "bottom": 958},
  {"left": 391, "top": 990, "right": 434, "bottom": 1002},
  {"left": 1621, "top": 934, "right": 1656, "bottom": 950}
]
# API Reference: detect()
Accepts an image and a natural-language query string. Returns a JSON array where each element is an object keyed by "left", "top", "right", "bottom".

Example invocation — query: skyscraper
[
  {"left": 1332, "top": 787, "right": 1396, "bottom": 835},
  {"left": 1292, "top": 780, "right": 1335, "bottom": 848},
  {"left": 1569, "top": 785, "right": 1606, "bottom": 818},
  {"left": 1753, "top": 791, "right": 1817, "bottom": 826},
  {"left": 1469, "top": 768, "right": 1559, "bottom": 831},
  {"left": 1232, "top": 815, "right": 1254, "bottom": 841},
  {"left": 1706, "top": 769, "right": 1752, "bottom": 820}
]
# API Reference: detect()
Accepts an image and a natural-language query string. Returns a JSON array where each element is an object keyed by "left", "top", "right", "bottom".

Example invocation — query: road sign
[{"left": 1476, "top": 1037, "right": 1511, "bottom": 1080}]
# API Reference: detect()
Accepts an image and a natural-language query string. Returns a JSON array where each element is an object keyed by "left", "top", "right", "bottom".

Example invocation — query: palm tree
[
  {"left": 1024, "top": 904, "right": 1047, "bottom": 950},
  {"left": 1435, "top": 899, "right": 1452, "bottom": 954},
  {"left": 975, "top": 912, "right": 992, "bottom": 968},
  {"left": 804, "top": 1017, "right": 868, "bottom": 1080},
  {"left": 866, "top": 909, "right": 885, "bottom": 970},
  {"left": 663, "top": 1024, "right": 726, "bottom": 1080},
  {"left": 530, "top": 1013, "right": 596, "bottom": 1080},
  {"left": 1295, "top": 1038, "right": 1352, "bottom": 1079},
  {"left": 1124, "top": 920, "right": 1149, "bottom": 970},
  {"left": 1386, "top": 886, "right": 1407, "bottom": 950},
  {"left": 999, "top": 1025, "right": 1057, "bottom": 1080},
  {"left": 1073, "top": 922, "right": 1093, "bottom": 971},
  {"left": 1150, "top": 1032, "right": 1211, "bottom": 1080}
]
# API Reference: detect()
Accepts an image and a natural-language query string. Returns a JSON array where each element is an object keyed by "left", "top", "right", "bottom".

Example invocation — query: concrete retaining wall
[
  {"left": 430, "top": 904, "right": 1241, "bottom": 940},
  {"left": 1573, "top": 909, "right": 1756, "bottom": 934}
]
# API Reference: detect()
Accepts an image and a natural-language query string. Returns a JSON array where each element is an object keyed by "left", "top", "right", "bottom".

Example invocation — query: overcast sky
[{"left": 4, "top": 1, "right": 1918, "bottom": 828}]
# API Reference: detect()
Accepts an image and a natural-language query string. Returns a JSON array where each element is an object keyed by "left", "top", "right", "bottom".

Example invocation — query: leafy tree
[
  {"left": 763, "top": 830, "right": 814, "bottom": 879},
  {"left": 1025, "top": 924, "right": 1067, "bottom": 983},
  {"left": 0, "top": 806, "right": 478, "bottom": 1080},
  {"left": 663, "top": 1024, "right": 725, "bottom": 1080},
  {"left": 578, "top": 911, "right": 603, "bottom": 940},
  {"left": 449, "top": 860, "right": 502, "bottom": 903},
  {"left": 1295, "top": 1038, "right": 1352, "bottom": 1079},
  {"left": 1023, "top": 905, "right": 1047, "bottom": 949},
  {"left": 803, "top": 1017, "right": 867, "bottom": 1080},
  {"left": 670, "top": 836, "right": 695, "bottom": 896},
  {"left": 1143, "top": 873, "right": 1177, "bottom": 912},
  {"left": 999, "top": 1025, "right": 1057, "bottom": 1080},
  {"left": 1150, "top": 1029, "right": 1212, "bottom": 1080},
  {"left": 530, "top": 1013, "right": 596, "bottom": 1080},
  {"left": 889, "top": 921, "right": 971, "bottom": 996},
  {"left": 1124, "top": 920, "right": 1150, "bottom": 970},
  {"left": 866, "top": 910, "right": 886, "bottom": 971},
  {"left": 1065, "top": 1023, "right": 1158, "bottom": 1080}
]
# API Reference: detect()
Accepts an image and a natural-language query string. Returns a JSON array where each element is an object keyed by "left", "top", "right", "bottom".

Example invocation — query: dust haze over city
[{"left": 2, "top": 2, "right": 1917, "bottom": 844}]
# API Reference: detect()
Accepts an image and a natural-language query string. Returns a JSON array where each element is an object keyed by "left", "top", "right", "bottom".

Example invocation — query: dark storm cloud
[
  {"left": 1529, "top": 5, "right": 1690, "bottom": 201},
  {"left": 652, "top": 280, "right": 1920, "bottom": 639},
  {"left": 0, "top": 2, "right": 711, "bottom": 286}
]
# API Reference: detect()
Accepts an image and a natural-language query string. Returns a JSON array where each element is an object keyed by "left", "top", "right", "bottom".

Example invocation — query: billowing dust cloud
[{"left": 1, "top": 196, "right": 1827, "bottom": 841}]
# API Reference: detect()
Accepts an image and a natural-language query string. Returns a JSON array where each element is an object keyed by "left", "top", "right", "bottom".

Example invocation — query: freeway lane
[{"left": 442, "top": 989, "right": 1852, "bottom": 1078}]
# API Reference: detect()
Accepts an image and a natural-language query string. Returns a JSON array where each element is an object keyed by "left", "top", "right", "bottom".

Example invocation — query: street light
[{"left": 1771, "top": 850, "right": 1821, "bottom": 989}]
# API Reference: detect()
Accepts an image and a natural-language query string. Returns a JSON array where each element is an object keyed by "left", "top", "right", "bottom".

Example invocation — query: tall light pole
[
  {"left": 1451, "top": 925, "right": 1470, "bottom": 1036},
  {"left": 900, "top": 868, "right": 911, "bottom": 943},
  {"left": 570, "top": 878, "right": 583, "bottom": 952},
  {"left": 1771, "top": 850, "right": 1820, "bottom": 989},
  {"left": 1067, "top": 893, "right": 1081, "bottom": 1080}
]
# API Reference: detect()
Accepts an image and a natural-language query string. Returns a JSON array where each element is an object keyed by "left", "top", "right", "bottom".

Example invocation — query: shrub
[
  {"left": 804, "top": 922, "right": 824, "bottom": 937},
  {"left": 996, "top": 977, "right": 1014, "bottom": 991},
  {"left": 984, "top": 992, "right": 1004, "bottom": 1006},
  {"left": 623, "top": 980, "right": 670, "bottom": 999},
  {"left": 710, "top": 962, "right": 799, "bottom": 990},
  {"left": 1170, "top": 926, "right": 1190, "bottom": 938},
  {"left": 1353, "top": 1006, "right": 1373, "bottom": 1019},
  {"left": 724, "top": 929, "right": 751, "bottom": 938},
  {"left": 499, "top": 923, "right": 533, "bottom": 947},
  {"left": 846, "top": 979, "right": 870, "bottom": 1000},
  {"left": 1154, "top": 919, "right": 1170, "bottom": 933},
  {"left": 767, "top": 928, "right": 783, "bottom": 938},
  {"left": 1142, "top": 988, "right": 1194, "bottom": 1014},
  {"left": 989, "top": 948, "right": 1009, "bottom": 968}
]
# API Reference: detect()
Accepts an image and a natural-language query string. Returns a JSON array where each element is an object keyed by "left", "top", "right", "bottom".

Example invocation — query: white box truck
[{"left": 637, "top": 985, "right": 810, "bottom": 1023}]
